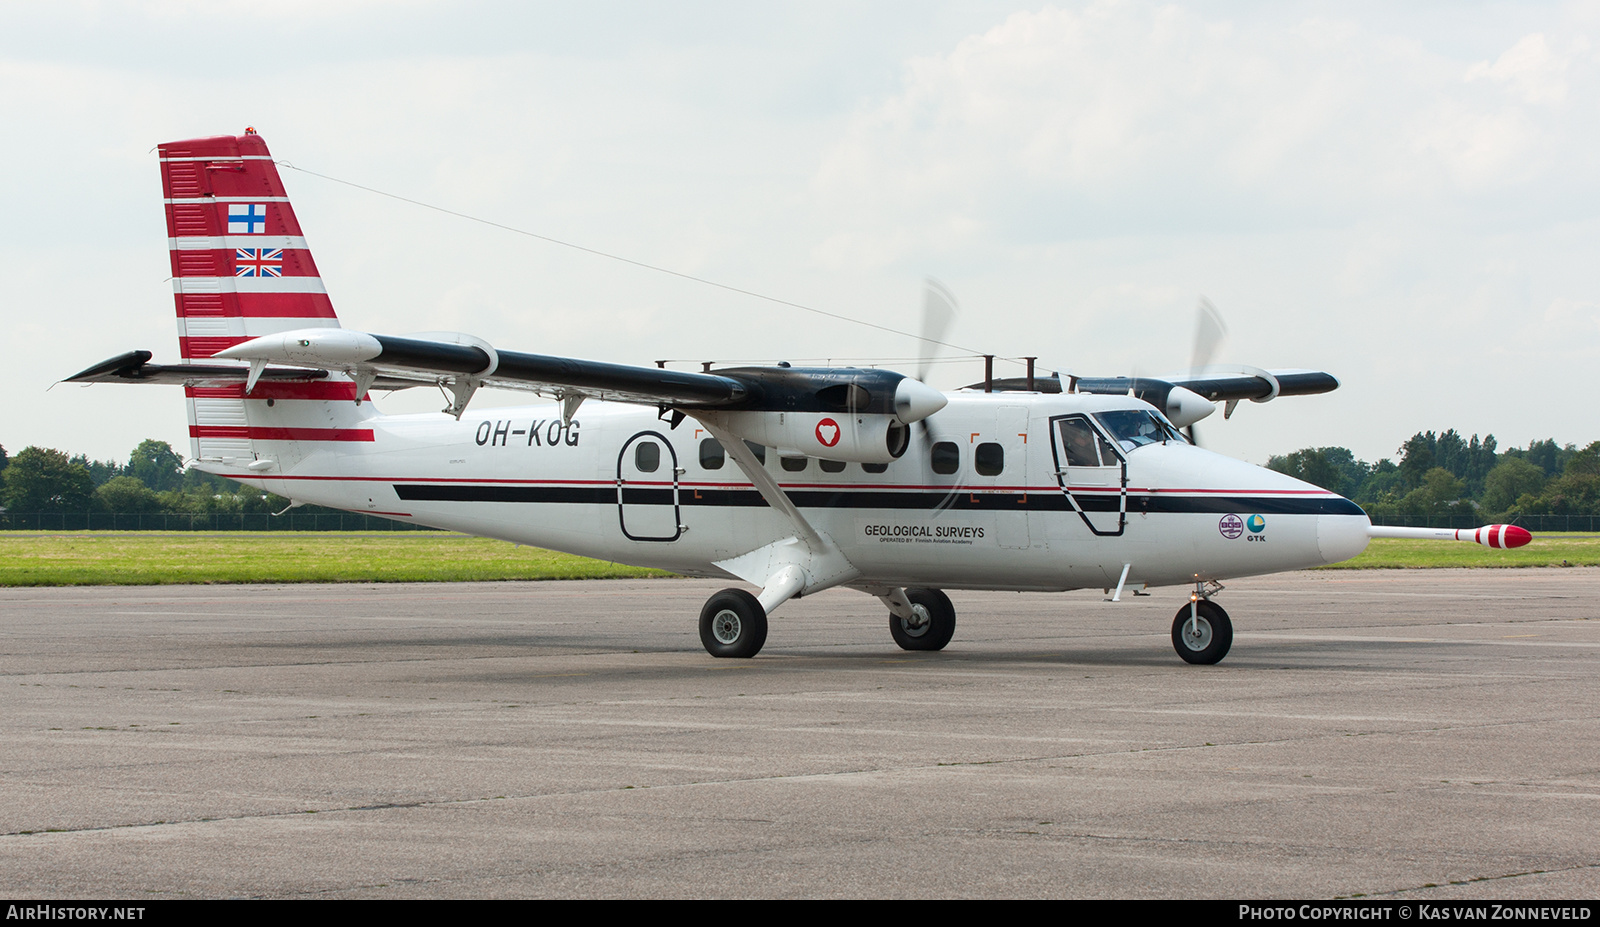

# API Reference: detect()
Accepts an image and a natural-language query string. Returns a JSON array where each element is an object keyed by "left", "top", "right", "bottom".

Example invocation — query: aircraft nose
[{"left": 1316, "top": 510, "right": 1371, "bottom": 564}]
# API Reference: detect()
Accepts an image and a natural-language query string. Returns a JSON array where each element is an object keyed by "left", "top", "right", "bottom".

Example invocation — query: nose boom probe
[{"left": 1367, "top": 524, "right": 1533, "bottom": 549}]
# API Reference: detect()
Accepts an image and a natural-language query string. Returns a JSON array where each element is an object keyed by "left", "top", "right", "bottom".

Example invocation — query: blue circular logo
[{"left": 1247, "top": 514, "right": 1266, "bottom": 533}]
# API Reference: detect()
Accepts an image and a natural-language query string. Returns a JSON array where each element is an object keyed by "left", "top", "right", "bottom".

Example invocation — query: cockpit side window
[
  {"left": 1057, "top": 417, "right": 1112, "bottom": 467},
  {"left": 1093, "top": 410, "right": 1182, "bottom": 452}
]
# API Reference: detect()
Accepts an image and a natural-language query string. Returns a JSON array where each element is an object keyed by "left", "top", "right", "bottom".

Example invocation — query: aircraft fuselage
[{"left": 208, "top": 389, "right": 1370, "bottom": 594}]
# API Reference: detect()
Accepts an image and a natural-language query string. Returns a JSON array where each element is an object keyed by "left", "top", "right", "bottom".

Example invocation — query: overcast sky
[{"left": 3, "top": 0, "right": 1596, "bottom": 467}]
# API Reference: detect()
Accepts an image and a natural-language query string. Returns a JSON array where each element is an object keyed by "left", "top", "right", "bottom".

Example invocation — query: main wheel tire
[
  {"left": 1172, "top": 600, "right": 1232, "bottom": 665},
  {"left": 890, "top": 588, "right": 956, "bottom": 651},
  {"left": 699, "top": 589, "right": 768, "bottom": 658}
]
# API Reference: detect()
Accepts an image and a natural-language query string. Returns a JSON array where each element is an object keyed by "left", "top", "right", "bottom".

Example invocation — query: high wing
[
  {"left": 66, "top": 340, "right": 746, "bottom": 407},
  {"left": 977, "top": 368, "right": 1336, "bottom": 402},
  {"left": 968, "top": 367, "right": 1337, "bottom": 427},
  {"left": 1156, "top": 368, "right": 1339, "bottom": 404},
  {"left": 67, "top": 328, "right": 948, "bottom": 423}
]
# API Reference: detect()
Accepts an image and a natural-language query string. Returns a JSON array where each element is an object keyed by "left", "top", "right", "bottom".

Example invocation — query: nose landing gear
[{"left": 1172, "top": 584, "right": 1232, "bottom": 665}]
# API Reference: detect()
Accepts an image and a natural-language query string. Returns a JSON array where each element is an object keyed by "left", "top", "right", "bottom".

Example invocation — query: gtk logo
[{"left": 815, "top": 418, "right": 842, "bottom": 448}]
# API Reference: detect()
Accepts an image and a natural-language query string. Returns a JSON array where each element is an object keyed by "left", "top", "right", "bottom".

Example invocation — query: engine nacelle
[{"left": 716, "top": 410, "right": 910, "bottom": 464}]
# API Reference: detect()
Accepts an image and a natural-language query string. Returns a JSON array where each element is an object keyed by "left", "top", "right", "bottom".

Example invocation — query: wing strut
[
  {"left": 696, "top": 413, "right": 860, "bottom": 614},
  {"left": 697, "top": 415, "right": 824, "bottom": 551}
]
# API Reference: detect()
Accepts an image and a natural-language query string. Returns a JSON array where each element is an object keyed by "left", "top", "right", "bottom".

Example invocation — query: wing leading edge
[{"left": 68, "top": 328, "right": 947, "bottom": 421}]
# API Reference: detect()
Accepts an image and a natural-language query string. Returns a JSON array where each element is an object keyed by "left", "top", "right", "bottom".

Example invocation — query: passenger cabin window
[
  {"left": 862, "top": 462, "right": 888, "bottom": 474},
  {"left": 1058, "top": 417, "right": 1117, "bottom": 467},
  {"left": 781, "top": 456, "right": 809, "bottom": 472},
  {"left": 745, "top": 441, "right": 766, "bottom": 464},
  {"left": 931, "top": 441, "right": 959, "bottom": 475},
  {"left": 820, "top": 459, "right": 847, "bottom": 473},
  {"left": 699, "top": 438, "right": 725, "bottom": 470},
  {"left": 974, "top": 442, "right": 1004, "bottom": 476},
  {"left": 635, "top": 441, "right": 660, "bottom": 473}
]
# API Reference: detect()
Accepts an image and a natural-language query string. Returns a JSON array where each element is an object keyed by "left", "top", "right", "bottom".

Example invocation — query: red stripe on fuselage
[
  {"left": 189, "top": 426, "right": 374, "bottom": 442},
  {"left": 200, "top": 473, "right": 1350, "bottom": 496}
]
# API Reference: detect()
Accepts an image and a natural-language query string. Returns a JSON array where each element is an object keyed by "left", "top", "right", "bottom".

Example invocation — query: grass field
[
  {"left": 1319, "top": 533, "right": 1600, "bottom": 569},
  {"left": 0, "top": 532, "right": 673, "bottom": 586},
  {"left": 0, "top": 531, "right": 1593, "bottom": 587}
]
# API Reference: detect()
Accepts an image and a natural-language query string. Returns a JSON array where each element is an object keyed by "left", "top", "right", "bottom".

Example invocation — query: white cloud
[
  {"left": 814, "top": 3, "right": 1599, "bottom": 250},
  {"left": 1465, "top": 32, "right": 1572, "bottom": 104},
  {"left": 4, "top": 1, "right": 1600, "bottom": 468}
]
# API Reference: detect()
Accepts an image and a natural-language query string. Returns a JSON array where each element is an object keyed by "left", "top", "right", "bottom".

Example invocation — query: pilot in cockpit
[{"left": 1062, "top": 420, "right": 1102, "bottom": 467}]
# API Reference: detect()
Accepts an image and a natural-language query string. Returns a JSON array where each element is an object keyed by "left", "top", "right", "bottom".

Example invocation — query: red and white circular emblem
[{"left": 815, "top": 417, "right": 841, "bottom": 448}]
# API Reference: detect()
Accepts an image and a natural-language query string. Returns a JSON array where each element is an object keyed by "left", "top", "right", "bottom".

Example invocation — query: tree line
[
  {"left": 3, "top": 429, "right": 1597, "bottom": 522},
  {"left": 0, "top": 440, "right": 291, "bottom": 515},
  {"left": 1267, "top": 431, "right": 1600, "bottom": 521}
]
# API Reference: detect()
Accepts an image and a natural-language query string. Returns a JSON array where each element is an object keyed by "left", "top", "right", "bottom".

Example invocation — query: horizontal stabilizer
[{"left": 65, "top": 350, "right": 331, "bottom": 387}]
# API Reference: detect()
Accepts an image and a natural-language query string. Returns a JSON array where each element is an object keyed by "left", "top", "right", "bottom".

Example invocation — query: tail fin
[{"left": 160, "top": 129, "right": 367, "bottom": 466}]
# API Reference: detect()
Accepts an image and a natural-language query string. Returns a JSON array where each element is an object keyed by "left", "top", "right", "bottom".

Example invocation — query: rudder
[{"left": 160, "top": 129, "right": 369, "bottom": 470}]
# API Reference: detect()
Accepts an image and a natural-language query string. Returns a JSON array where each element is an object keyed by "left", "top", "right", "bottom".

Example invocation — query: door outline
[
  {"left": 1047, "top": 413, "right": 1128, "bottom": 537},
  {"left": 617, "top": 430, "right": 682, "bottom": 542}
]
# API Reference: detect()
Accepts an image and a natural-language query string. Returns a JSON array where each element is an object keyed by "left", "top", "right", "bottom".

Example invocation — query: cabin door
[
  {"left": 617, "top": 431, "right": 682, "bottom": 542},
  {"left": 1048, "top": 414, "right": 1127, "bottom": 537}
]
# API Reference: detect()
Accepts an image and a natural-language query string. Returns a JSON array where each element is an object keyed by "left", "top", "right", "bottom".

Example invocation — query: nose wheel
[
  {"left": 1172, "top": 599, "right": 1232, "bottom": 665},
  {"left": 889, "top": 588, "right": 956, "bottom": 651}
]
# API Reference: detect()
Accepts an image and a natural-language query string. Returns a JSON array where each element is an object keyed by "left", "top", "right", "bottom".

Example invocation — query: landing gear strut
[
  {"left": 889, "top": 588, "right": 956, "bottom": 651},
  {"left": 1172, "top": 596, "right": 1232, "bottom": 665},
  {"left": 699, "top": 588, "right": 768, "bottom": 658}
]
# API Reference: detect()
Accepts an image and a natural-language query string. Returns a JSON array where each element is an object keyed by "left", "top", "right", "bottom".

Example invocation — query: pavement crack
[{"left": 1346, "top": 860, "right": 1600, "bottom": 898}]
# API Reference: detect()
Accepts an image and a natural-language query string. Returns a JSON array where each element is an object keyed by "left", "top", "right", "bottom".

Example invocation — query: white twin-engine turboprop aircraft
[{"left": 70, "top": 130, "right": 1532, "bottom": 663}]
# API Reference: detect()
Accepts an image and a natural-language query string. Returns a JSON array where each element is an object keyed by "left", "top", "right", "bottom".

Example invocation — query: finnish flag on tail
[{"left": 228, "top": 203, "right": 267, "bottom": 234}]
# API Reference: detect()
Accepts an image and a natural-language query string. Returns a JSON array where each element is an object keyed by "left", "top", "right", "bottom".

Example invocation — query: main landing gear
[
  {"left": 696, "top": 585, "right": 958, "bottom": 658},
  {"left": 696, "top": 581, "right": 1228, "bottom": 663},
  {"left": 699, "top": 589, "right": 768, "bottom": 659},
  {"left": 1172, "top": 593, "right": 1233, "bottom": 665},
  {"left": 888, "top": 588, "right": 957, "bottom": 652}
]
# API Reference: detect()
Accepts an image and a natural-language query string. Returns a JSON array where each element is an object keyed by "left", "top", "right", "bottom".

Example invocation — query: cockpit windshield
[{"left": 1093, "top": 409, "right": 1186, "bottom": 451}]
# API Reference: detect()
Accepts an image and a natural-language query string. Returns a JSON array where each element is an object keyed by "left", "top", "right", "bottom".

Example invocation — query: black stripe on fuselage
[{"left": 393, "top": 483, "right": 1364, "bottom": 516}]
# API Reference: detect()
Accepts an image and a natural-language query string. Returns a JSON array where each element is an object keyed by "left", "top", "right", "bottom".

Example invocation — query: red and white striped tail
[
  {"left": 160, "top": 129, "right": 367, "bottom": 463},
  {"left": 162, "top": 129, "right": 338, "bottom": 359}
]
